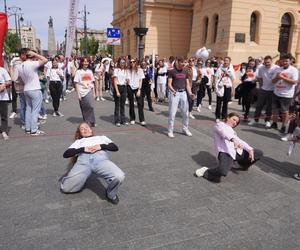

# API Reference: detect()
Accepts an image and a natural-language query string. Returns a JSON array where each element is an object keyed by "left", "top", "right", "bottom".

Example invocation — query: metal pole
[
  {"left": 4, "top": 0, "right": 7, "bottom": 14},
  {"left": 83, "top": 5, "right": 88, "bottom": 56},
  {"left": 138, "top": 0, "right": 145, "bottom": 61}
]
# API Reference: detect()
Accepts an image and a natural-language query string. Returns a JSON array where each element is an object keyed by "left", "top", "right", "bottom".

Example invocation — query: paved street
[{"left": 1, "top": 92, "right": 300, "bottom": 250}]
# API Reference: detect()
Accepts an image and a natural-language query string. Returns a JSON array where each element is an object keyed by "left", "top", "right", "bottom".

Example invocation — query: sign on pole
[
  {"left": 106, "top": 28, "right": 121, "bottom": 46},
  {"left": 65, "top": 0, "right": 79, "bottom": 58}
]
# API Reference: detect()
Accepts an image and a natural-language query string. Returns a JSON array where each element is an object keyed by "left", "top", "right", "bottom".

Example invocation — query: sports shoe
[
  {"left": 248, "top": 120, "right": 257, "bottom": 126},
  {"left": 293, "top": 173, "right": 300, "bottom": 181},
  {"left": 183, "top": 129, "right": 192, "bottom": 137},
  {"left": 21, "top": 125, "right": 26, "bottom": 130},
  {"left": 208, "top": 105, "right": 212, "bottom": 110},
  {"left": 56, "top": 111, "right": 64, "bottom": 117},
  {"left": 197, "top": 105, "right": 201, "bottom": 113},
  {"left": 2, "top": 132, "right": 9, "bottom": 140},
  {"left": 107, "top": 194, "right": 119, "bottom": 205},
  {"left": 216, "top": 119, "right": 220, "bottom": 123},
  {"left": 125, "top": 100, "right": 129, "bottom": 105},
  {"left": 45, "top": 99, "right": 49, "bottom": 104},
  {"left": 168, "top": 132, "right": 175, "bottom": 138},
  {"left": 279, "top": 126, "right": 287, "bottom": 134},
  {"left": 121, "top": 121, "right": 129, "bottom": 126},
  {"left": 116, "top": 123, "right": 121, "bottom": 127},
  {"left": 100, "top": 97, "right": 105, "bottom": 101},
  {"left": 52, "top": 112, "right": 57, "bottom": 117},
  {"left": 96, "top": 97, "right": 100, "bottom": 101},
  {"left": 270, "top": 122, "right": 278, "bottom": 130},
  {"left": 228, "top": 101, "right": 233, "bottom": 105},
  {"left": 189, "top": 113, "right": 195, "bottom": 119},
  {"left": 281, "top": 133, "right": 293, "bottom": 142},
  {"left": 265, "top": 121, "right": 271, "bottom": 128},
  {"left": 141, "top": 121, "right": 146, "bottom": 126},
  {"left": 30, "top": 130, "right": 45, "bottom": 136},
  {"left": 130, "top": 120, "right": 135, "bottom": 125},
  {"left": 195, "top": 167, "right": 209, "bottom": 177},
  {"left": 9, "top": 112, "right": 17, "bottom": 119}
]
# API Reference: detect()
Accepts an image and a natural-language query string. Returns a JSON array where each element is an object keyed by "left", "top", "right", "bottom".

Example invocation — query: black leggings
[{"left": 49, "top": 81, "right": 63, "bottom": 112}]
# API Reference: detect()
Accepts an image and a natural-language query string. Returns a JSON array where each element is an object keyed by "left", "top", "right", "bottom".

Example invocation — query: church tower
[{"left": 47, "top": 16, "right": 57, "bottom": 57}]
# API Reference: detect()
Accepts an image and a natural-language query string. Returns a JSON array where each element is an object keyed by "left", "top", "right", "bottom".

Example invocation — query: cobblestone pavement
[{"left": 1, "top": 92, "right": 300, "bottom": 250}]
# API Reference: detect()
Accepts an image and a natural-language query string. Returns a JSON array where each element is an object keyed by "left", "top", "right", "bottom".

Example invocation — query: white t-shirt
[
  {"left": 273, "top": 65, "right": 298, "bottom": 98},
  {"left": 192, "top": 67, "right": 198, "bottom": 81},
  {"left": 69, "top": 136, "right": 112, "bottom": 149},
  {"left": 47, "top": 68, "right": 64, "bottom": 82},
  {"left": 74, "top": 69, "right": 95, "bottom": 97},
  {"left": 202, "top": 67, "right": 214, "bottom": 86},
  {"left": 18, "top": 60, "right": 41, "bottom": 91},
  {"left": 0, "top": 67, "right": 12, "bottom": 101},
  {"left": 157, "top": 66, "right": 168, "bottom": 84},
  {"left": 257, "top": 64, "right": 279, "bottom": 91},
  {"left": 127, "top": 68, "right": 145, "bottom": 90},
  {"left": 113, "top": 68, "right": 127, "bottom": 85}
]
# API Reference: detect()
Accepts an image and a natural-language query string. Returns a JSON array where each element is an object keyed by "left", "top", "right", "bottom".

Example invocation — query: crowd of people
[{"left": 0, "top": 48, "right": 300, "bottom": 202}]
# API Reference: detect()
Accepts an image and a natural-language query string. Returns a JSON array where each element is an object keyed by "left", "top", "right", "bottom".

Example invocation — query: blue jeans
[
  {"left": 168, "top": 90, "right": 189, "bottom": 133},
  {"left": 19, "top": 93, "right": 26, "bottom": 125},
  {"left": 24, "top": 90, "right": 43, "bottom": 133},
  {"left": 60, "top": 151, "right": 125, "bottom": 199}
]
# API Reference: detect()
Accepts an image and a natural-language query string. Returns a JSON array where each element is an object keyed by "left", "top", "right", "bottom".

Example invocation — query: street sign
[{"left": 106, "top": 28, "right": 121, "bottom": 45}]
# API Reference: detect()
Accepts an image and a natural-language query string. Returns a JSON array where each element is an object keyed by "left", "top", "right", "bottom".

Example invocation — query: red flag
[{"left": 0, "top": 13, "right": 8, "bottom": 67}]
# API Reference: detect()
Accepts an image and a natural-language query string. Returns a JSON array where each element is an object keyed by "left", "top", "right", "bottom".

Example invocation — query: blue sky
[{"left": 2, "top": 0, "right": 113, "bottom": 49}]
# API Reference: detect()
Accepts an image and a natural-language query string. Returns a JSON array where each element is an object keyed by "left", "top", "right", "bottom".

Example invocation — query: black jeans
[
  {"left": 141, "top": 80, "right": 153, "bottom": 110},
  {"left": 113, "top": 85, "right": 127, "bottom": 124},
  {"left": 197, "top": 84, "right": 212, "bottom": 106},
  {"left": 49, "top": 81, "right": 63, "bottom": 112},
  {"left": 204, "top": 149, "right": 263, "bottom": 182},
  {"left": 0, "top": 101, "right": 8, "bottom": 133},
  {"left": 253, "top": 89, "right": 273, "bottom": 121},
  {"left": 127, "top": 86, "right": 145, "bottom": 122},
  {"left": 242, "top": 82, "right": 256, "bottom": 118},
  {"left": 188, "top": 81, "right": 198, "bottom": 112},
  {"left": 215, "top": 87, "right": 231, "bottom": 119},
  {"left": 11, "top": 82, "right": 18, "bottom": 113}
]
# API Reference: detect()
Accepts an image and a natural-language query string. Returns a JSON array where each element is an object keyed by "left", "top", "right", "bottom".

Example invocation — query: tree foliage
[
  {"left": 80, "top": 36, "right": 99, "bottom": 56},
  {"left": 4, "top": 31, "right": 18, "bottom": 54}
]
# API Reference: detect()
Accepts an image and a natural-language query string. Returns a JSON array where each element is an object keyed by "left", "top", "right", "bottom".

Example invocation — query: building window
[
  {"left": 278, "top": 13, "right": 292, "bottom": 54},
  {"left": 203, "top": 16, "right": 209, "bottom": 44},
  {"left": 213, "top": 15, "right": 219, "bottom": 43},
  {"left": 127, "top": 29, "right": 130, "bottom": 55},
  {"left": 250, "top": 12, "right": 259, "bottom": 42}
]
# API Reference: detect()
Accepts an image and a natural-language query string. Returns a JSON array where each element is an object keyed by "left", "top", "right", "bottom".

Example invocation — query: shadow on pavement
[
  {"left": 241, "top": 128, "right": 279, "bottom": 140},
  {"left": 256, "top": 155, "right": 300, "bottom": 179},
  {"left": 99, "top": 115, "right": 115, "bottom": 124},
  {"left": 67, "top": 116, "right": 84, "bottom": 124}
]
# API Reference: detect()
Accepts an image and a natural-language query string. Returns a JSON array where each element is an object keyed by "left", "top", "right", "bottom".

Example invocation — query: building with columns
[{"left": 112, "top": 0, "right": 300, "bottom": 65}]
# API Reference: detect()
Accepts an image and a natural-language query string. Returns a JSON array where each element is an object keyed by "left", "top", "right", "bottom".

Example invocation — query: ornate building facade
[{"left": 112, "top": 0, "right": 300, "bottom": 64}]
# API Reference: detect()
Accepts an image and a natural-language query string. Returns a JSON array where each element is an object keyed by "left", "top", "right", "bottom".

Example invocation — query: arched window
[
  {"left": 250, "top": 12, "right": 259, "bottom": 42},
  {"left": 213, "top": 15, "right": 219, "bottom": 43},
  {"left": 278, "top": 13, "right": 292, "bottom": 54},
  {"left": 203, "top": 16, "right": 209, "bottom": 44}
]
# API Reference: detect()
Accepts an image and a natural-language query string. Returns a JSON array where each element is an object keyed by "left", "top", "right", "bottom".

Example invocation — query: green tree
[
  {"left": 80, "top": 36, "right": 99, "bottom": 56},
  {"left": 4, "top": 31, "right": 18, "bottom": 54}
]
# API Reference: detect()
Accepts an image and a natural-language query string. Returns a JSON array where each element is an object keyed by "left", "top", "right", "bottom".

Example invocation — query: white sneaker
[
  {"left": 9, "top": 112, "right": 17, "bottom": 119},
  {"left": 45, "top": 99, "right": 49, "bottom": 104},
  {"left": 281, "top": 134, "right": 293, "bottom": 142},
  {"left": 30, "top": 130, "right": 45, "bottom": 136},
  {"left": 141, "top": 121, "right": 146, "bottom": 126},
  {"left": 130, "top": 120, "right": 135, "bottom": 125},
  {"left": 183, "top": 129, "right": 192, "bottom": 137},
  {"left": 56, "top": 111, "right": 64, "bottom": 117},
  {"left": 2, "top": 132, "right": 9, "bottom": 140},
  {"left": 197, "top": 105, "right": 201, "bottom": 113},
  {"left": 265, "top": 121, "right": 271, "bottom": 128},
  {"left": 52, "top": 112, "right": 57, "bottom": 117},
  {"left": 189, "top": 113, "right": 195, "bottom": 119},
  {"left": 216, "top": 119, "right": 220, "bottom": 123},
  {"left": 228, "top": 101, "right": 233, "bottom": 105},
  {"left": 195, "top": 167, "right": 209, "bottom": 177},
  {"left": 21, "top": 125, "right": 25, "bottom": 130},
  {"left": 96, "top": 97, "right": 100, "bottom": 101},
  {"left": 168, "top": 132, "right": 175, "bottom": 138},
  {"left": 116, "top": 123, "right": 121, "bottom": 127},
  {"left": 100, "top": 97, "right": 105, "bottom": 101},
  {"left": 125, "top": 100, "right": 129, "bottom": 105},
  {"left": 248, "top": 120, "right": 257, "bottom": 126},
  {"left": 208, "top": 105, "right": 212, "bottom": 110},
  {"left": 38, "top": 114, "right": 44, "bottom": 120}
]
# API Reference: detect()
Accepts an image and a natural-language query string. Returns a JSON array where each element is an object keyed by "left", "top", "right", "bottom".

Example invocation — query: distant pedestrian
[
  {"left": 195, "top": 112, "right": 263, "bottom": 182},
  {"left": 60, "top": 122, "right": 125, "bottom": 205},
  {"left": 74, "top": 57, "right": 96, "bottom": 127}
]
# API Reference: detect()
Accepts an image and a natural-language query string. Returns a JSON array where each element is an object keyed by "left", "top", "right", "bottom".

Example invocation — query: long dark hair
[{"left": 79, "top": 57, "right": 90, "bottom": 69}]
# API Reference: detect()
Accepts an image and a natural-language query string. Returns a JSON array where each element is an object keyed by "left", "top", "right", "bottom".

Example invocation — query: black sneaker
[
  {"left": 107, "top": 194, "right": 119, "bottom": 205},
  {"left": 270, "top": 122, "right": 278, "bottom": 130},
  {"left": 279, "top": 126, "right": 286, "bottom": 134}
]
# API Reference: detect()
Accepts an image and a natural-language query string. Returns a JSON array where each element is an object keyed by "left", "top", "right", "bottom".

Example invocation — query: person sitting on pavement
[
  {"left": 195, "top": 112, "right": 263, "bottom": 183},
  {"left": 60, "top": 122, "right": 125, "bottom": 205}
]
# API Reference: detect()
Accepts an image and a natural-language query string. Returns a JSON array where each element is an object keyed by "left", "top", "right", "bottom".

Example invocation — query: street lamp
[
  {"left": 134, "top": 0, "right": 148, "bottom": 61},
  {"left": 78, "top": 5, "right": 90, "bottom": 56},
  {"left": 7, "top": 5, "right": 23, "bottom": 50}
]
